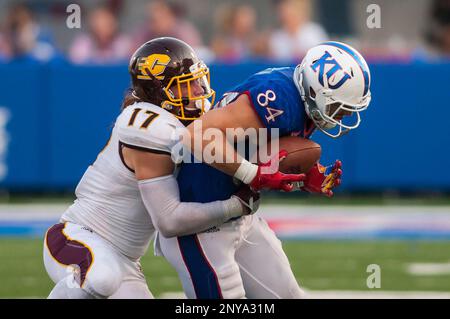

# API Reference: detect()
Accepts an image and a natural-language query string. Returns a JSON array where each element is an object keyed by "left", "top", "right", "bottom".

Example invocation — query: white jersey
[{"left": 62, "top": 102, "right": 184, "bottom": 260}]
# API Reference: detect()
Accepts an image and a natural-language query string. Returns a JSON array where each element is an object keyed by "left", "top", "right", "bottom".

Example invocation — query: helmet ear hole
[{"left": 309, "top": 86, "right": 316, "bottom": 99}]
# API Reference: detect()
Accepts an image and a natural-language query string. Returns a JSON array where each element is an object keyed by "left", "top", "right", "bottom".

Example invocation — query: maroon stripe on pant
[{"left": 45, "top": 223, "right": 93, "bottom": 287}]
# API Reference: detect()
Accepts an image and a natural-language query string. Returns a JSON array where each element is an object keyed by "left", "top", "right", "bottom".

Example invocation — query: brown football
[{"left": 259, "top": 136, "right": 321, "bottom": 174}]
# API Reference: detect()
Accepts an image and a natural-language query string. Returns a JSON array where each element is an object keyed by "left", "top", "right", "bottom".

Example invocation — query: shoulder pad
[{"left": 116, "top": 102, "right": 184, "bottom": 154}]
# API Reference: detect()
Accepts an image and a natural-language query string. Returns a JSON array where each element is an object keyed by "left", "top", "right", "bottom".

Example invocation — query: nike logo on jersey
[{"left": 202, "top": 226, "right": 220, "bottom": 233}]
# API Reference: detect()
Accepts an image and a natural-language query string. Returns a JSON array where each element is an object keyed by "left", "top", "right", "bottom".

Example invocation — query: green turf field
[
  {"left": 1, "top": 238, "right": 450, "bottom": 298},
  {"left": 2, "top": 193, "right": 450, "bottom": 206}
]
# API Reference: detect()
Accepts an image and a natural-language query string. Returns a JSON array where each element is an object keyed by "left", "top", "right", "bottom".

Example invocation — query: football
[{"left": 259, "top": 136, "right": 321, "bottom": 174}]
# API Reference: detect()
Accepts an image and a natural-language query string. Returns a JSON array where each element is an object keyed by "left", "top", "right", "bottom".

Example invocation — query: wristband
[{"left": 234, "top": 159, "right": 258, "bottom": 184}]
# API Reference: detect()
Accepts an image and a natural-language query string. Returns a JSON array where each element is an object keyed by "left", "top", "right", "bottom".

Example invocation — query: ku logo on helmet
[
  {"left": 310, "top": 51, "right": 351, "bottom": 89},
  {"left": 137, "top": 54, "right": 171, "bottom": 80}
]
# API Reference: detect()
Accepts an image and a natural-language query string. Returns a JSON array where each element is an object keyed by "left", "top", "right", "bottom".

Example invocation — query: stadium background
[{"left": 0, "top": 0, "right": 450, "bottom": 298}]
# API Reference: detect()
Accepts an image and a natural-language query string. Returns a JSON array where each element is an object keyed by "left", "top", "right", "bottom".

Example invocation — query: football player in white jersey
[{"left": 43, "top": 37, "right": 302, "bottom": 299}]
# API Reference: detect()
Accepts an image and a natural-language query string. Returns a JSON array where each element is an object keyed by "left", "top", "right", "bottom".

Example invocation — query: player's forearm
[
  {"left": 203, "top": 136, "right": 258, "bottom": 182},
  {"left": 138, "top": 175, "right": 244, "bottom": 238},
  {"left": 156, "top": 199, "right": 240, "bottom": 237},
  {"left": 186, "top": 118, "right": 259, "bottom": 184}
]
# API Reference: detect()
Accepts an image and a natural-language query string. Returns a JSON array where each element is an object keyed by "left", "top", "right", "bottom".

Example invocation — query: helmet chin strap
[
  {"left": 183, "top": 98, "right": 211, "bottom": 111},
  {"left": 309, "top": 106, "right": 353, "bottom": 138},
  {"left": 315, "top": 119, "right": 350, "bottom": 138},
  {"left": 131, "top": 90, "right": 140, "bottom": 99},
  {"left": 195, "top": 99, "right": 211, "bottom": 111}
]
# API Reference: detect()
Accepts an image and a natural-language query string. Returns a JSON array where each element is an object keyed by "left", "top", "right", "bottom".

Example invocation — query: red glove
[
  {"left": 250, "top": 150, "right": 306, "bottom": 192},
  {"left": 301, "top": 160, "right": 342, "bottom": 197}
]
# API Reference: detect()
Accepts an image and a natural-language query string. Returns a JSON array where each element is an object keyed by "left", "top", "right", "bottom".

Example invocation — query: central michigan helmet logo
[
  {"left": 310, "top": 51, "right": 351, "bottom": 89},
  {"left": 137, "top": 54, "right": 171, "bottom": 80}
]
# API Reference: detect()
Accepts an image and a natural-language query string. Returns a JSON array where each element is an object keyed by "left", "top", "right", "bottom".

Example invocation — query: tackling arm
[{"left": 123, "top": 147, "right": 257, "bottom": 237}]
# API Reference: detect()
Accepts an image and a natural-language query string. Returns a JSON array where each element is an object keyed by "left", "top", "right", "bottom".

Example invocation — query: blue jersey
[
  {"left": 177, "top": 67, "right": 315, "bottom": 203},
  {"left": 217, "top": 67, "right": 314, "bottom": 137}
]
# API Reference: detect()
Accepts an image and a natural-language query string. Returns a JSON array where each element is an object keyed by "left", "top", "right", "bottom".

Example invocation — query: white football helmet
[{"left": 294, "top": 41, "right": 371, "bottom": 138}]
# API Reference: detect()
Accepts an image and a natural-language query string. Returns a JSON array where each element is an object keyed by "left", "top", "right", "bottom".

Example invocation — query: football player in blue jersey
[{"left": 156, "top": 42, "right": 372, "bottom": 298}]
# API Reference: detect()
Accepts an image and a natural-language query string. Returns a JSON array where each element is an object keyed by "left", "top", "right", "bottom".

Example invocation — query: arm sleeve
[{"left": 138, "top": 175, "right": 244, "bottom": 238}]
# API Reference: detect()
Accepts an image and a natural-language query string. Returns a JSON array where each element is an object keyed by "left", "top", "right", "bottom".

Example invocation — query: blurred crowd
[
  {"left": 422, "top": 0, "right": 450, "bottom": 59},
  {"left": 0, "top": 0, "right": 449, "bottom": 65}
]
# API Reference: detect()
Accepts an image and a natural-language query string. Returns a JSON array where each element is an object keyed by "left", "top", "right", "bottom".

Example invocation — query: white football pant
[
  {"left": 157, "top": 214, "right": 305, "bottom": 299},
  {"left": 43, "top": 222, "right": 153, "bottom": 299}
]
